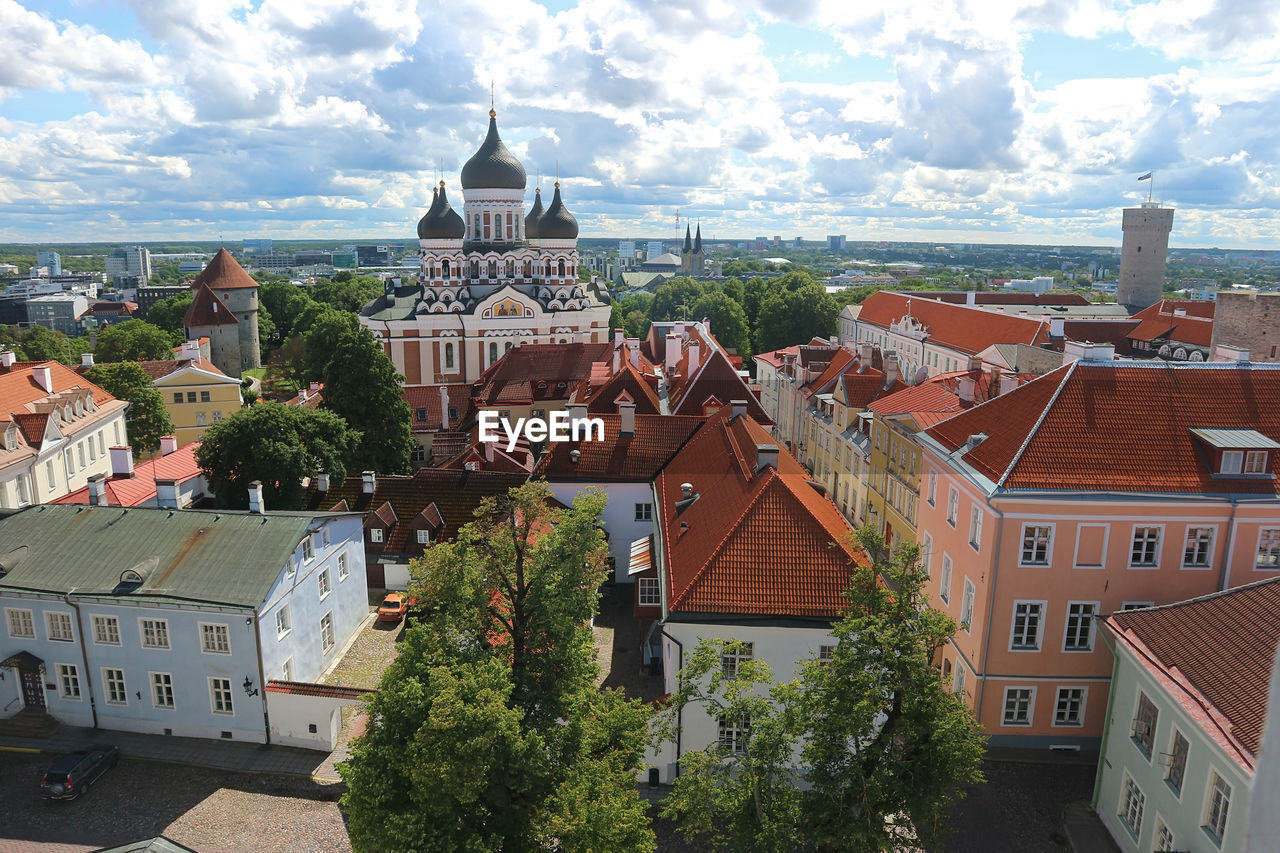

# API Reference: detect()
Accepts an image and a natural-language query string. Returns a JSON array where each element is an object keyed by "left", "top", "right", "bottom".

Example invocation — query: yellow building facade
[{"left": 149, "top": 361, "right": 243, "bottom": 446}]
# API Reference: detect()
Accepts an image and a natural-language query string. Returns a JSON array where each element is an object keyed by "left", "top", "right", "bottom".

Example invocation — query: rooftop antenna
[{"left": 490, "top": 80, "right": 494, "bottom": 111}]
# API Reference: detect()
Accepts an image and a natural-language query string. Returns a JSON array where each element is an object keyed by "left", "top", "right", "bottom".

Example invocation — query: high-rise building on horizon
[
  {"left": 828, "top": 235, "right": 847, "bottom": 252},
  {"left": 1117, "top": 202, "right": 1174, "bottom": 311},
  {"left": 35, "top": 250, "right": 62, "bottom": 276},
  {"left": 106, "top": 246, "right": 152, "bottom": 285}
]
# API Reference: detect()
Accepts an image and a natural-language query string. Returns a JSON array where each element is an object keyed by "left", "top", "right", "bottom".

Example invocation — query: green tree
[
  {"left": 300, "top": 308, "right": 354, "bottom": 379},
  {"left": 312, "top": 274, "right": 383, "bottom": 312},
  {"left": 146, "top": 293, "right": 193, "bottom": 339},
  {"left": 20, "top": 325, "right": 71, "bottom": 363},
  {"left": 258, "top": 279, "right": 315, "bottom": 340},
  {"left": 195, "top": 402, "right": 357, "bottom": 510},
  {"left": 262, "top": 335, "right": 308, "bottom": 398},
  {"left": 755, "top": 281, "right": 837, "bottom": 352},
  {"left": 649, "top": 277, "right": 707, "bottom": 321},
  {"left": 689, "top": 289, "right": 752, "bottom": 356},
  {"left": 95, "top": 319, "right": 176, "bottom": 362},
  {"left": 84, "top": 363, "right": 174, "bottom": 456},
  {"left": 341, "top": 484, "right": 654, "bottom": 853},
  {"left": 320, "top": 323, "right": 413, "bottom": 474},
  {"left": 663, "top": 528, "right": 985, "bottom": 852}
]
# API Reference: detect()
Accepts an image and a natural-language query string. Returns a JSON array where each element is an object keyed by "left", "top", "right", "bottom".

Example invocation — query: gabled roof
[
  {"left": 1126, "top": 299, "right": 1215, "bottom": 348},
  {"left": 189, "top": 247, "right": 259, "bottom": 290},
  {"left": 1106, "top": 577, "right": 1280, "bottom": 767},
  {"left": 54, "top": 443, "right": 205, "bottom": 507},
  {"left": 656, "top": 409, "right": 861, "bottom": 618},
  {"left": 184, "top": 284, "right": 238, "bottom": 327},
  {"left": 534, "top": 413, "right": 705, "bottom": 481},
  {"left": 925, "top": 361, "right": 1280, "bottom": 493},
  {"left": 856, "top": 291, "right": 1052, "bottom": 355},
  {"left": 0, "top": 504, "right": 332, "bottom": 608},
  {"left": 405, "top": 383, "right": 470, "bottom": 431},
  {"left": 471, "top": 343, "right": 611, "bottom": 406},
  {"left": 583, "top": 359, "right": 663, "bottom": 415},
  {"left": 299, "top": 468, "right": 528, "bottom": 555},
  {"left": 870, "top": 368, "right": 1003, "bottom": 429}
]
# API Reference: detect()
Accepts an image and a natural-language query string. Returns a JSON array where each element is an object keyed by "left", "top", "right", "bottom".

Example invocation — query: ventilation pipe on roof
[
  {"left": 155, "top": 479, "right": 180, "bottom": 510},
  {"left": 569, "top": 449, "right": 580, "bottom": 464},
  {"left": 680, "top": 482, "right": 694, "bottom": 499},
  {"left": 159, "top": 436, "right": 178, "bottom": 456},
  {"left": 362, "top": 471, "right": 376, "bottom": 494},
  {"left": 755, "top": 443, "right": 780, "bottom": 473},
  {"left": 248, "top": 480, "right": 264, "bottom": 514},
  {"left": 109, "top": 446, "right": 134, "bottom": 478},
  {"left": 676, "top": 482, "right": 700, "bottom": 513},
  {"left": 87, "top": 473, "right": 108, "bottom": 507},
  {"left": 619, "top": 401, "right": 636, "bottom": 437}
]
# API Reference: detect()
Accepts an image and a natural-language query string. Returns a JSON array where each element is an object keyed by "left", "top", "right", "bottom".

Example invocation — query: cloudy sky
[{"left": 2, "top": 0, "right": 1279, "bottom": 248}]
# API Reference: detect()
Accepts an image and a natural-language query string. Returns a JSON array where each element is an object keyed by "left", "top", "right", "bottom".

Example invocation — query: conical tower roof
[
  {"left": 683, "top": 224, "right": 692, "bottom": 253},
  {"left": 538, "top": 182, "right": 578, "bottom": 239},
  {"left": 420, "top": 182, "right": 465, "bottom": 240},
  {"left": 190, "top": 248, "right": 258, "bottom": 291},
  {"left": 460, "top": 110, "right": 526, "bottom": 190},
  {"left": 693, "top": 223, "right": 702, "bottom": 253}
]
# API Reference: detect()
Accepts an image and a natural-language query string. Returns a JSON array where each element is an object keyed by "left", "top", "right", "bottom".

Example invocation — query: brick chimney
[
  {"left": 155, "top": 478, "right": 180, "bottom": 510},
  {"left": 248, "top": 480, "right": 264, "bottom": 514},
  {"left": 159, "top": 436, "right": 178, "bottom": 456},
  {"left": 87, "top": 473, "right": 109, "bottom": 507},
  {"left": 109, "top": 446, "right": 134, "bottom": 477},
  {"left": 362, "top": 471, "right": 376, "bottom": 494},
  {"left": 619, "top": 401, "right": 636, "bottom": 437}
]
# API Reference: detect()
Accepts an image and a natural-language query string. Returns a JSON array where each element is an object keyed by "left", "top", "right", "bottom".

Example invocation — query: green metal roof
[
  {"left": 1189, "top": 427, "right": 1280, "bottom": 450},
  {"left": 0, "top": 505, "right": 327, "bottom": 609}
]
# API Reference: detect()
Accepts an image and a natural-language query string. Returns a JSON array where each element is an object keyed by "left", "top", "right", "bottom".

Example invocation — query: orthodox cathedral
[{"left": 359, "top": 109, "right": 611, "bottom": 387}]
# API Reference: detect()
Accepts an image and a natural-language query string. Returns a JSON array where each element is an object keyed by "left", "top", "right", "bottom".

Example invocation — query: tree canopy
[
  {"left": 146, "top": 293, "right": 193, "bottom": 339},
  {"left": 17, "top": 324, "right": 71, "bottom": 363},
  {"left": 755, "top": 275, "right": 837, "bottom": 352},
  {"left": 661, "top": 527, "right": 985, "bottom": 852},
  {"left": 340, "top": 483, "right": 654, "bottom": 852},
  {"left": 84, "top": 362, "right": 174, "bottom": 456},
  {"left": 194, "top": 402, "right": 357, "bottom": 510},
  {"left": 319, "top": 321, "right": 413, "bottom": 474},
  {"left": 94, "top": 319, "right": 176, "bottom": 362}
]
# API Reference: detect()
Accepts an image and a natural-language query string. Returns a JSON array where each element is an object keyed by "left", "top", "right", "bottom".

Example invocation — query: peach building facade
[{"left": 915, "top": 355, "right": 1280, "bottom": 749}]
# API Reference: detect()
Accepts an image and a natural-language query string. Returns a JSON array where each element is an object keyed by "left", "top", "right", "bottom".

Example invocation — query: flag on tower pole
[{"left": 1137, "top": 172, "right": 1153, "bottom": 181}]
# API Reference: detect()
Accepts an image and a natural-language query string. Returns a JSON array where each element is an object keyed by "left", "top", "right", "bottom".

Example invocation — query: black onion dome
[
  {"left": 538, "top": 182, "right": 578, "bottom": 239},
  {"left": 416, "top": 186, "right": 442, "bottom": 239},
  {"left": 460, "top": 110, "right": 526, "bottom": 190},
  {"left": 524, "top": 187, "right": 544, "bottom": 239},
  {"left": 419, "top": 183, "right": 465, "bottom": 240}
]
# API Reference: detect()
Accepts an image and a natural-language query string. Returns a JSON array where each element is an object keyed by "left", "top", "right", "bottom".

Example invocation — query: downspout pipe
[
  {"left": 63, "top": 590, "right": 98, "bottom": 729},
  {"left": 659, "top": 625, "right": 684, "bottom": 777},
  {"left": 252, "top": 610, "right": 272, "bottom": 744}
]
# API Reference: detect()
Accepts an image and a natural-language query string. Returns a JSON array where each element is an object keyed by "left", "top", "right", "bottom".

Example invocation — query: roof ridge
[
  {"left": 1114, "top": 574, "right": 1280, "bottom": 619},
  {"left": 995, "top": 362, "right": 1075, "bottom": 488}
]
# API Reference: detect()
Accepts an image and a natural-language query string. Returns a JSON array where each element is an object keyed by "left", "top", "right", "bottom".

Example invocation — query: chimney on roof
[
  {"left": 967, "top": 356, "right": 983, "bottom": 374},
  {"left": 362, "top": 471, "right": 376, "bottom": 494},
  {"left": 614, "top": 330, "right": 624, "bottom": 347},
  {"left": 155, "top": 478, "right": 180, "bottom": 510},
  {"left": 81, "top": 352, "right": 94, "bottom": 368},
  {"left": 159, "top": 436, "right": 178, "bottom": 456},
  {"left": 1049, "top": 317, "right": 1065, "bottom": 338},
  {"left": 883, "top": 352, "right": 899, "bottom": 388},
  {"left": 755, "top": 443, "right": 780, "bottom": 473},
  {"left": 957, "top": 376, "right": 976, "bottom": 404},
  {"left": 568, "top": 403, "right": 588, "bottom": 429},
  {"left": 33, "top": 365, "right": 53, "bottom": 392},
  {"left": 1, "top": 350, "right": 15, "bottom": 369},
  {"left": 626, "top": 337, "right": 640, "bottom": 367},
  {"left": 674, "top": 321, "right": 685, "bottom": 339},
  {"left": 438, "top": 384, "right": 450, "bottom": 426},
  {"left": 109, "top": 446, "right": 134, "bottom": 478},
  {"left": 828, "top": 335, "right": 837, "bottom": 346},
  {"left": 966, "top": 290, "right": 976, "bottom": 306},
  {"left": 730, "top": 399, "right": 748, "bottom": 419},
  {"left": 612, "top": 345, "right": 620, "bottom": 373},
  {"left": 309, "top": 381, "right": 320, "bottom": 393},
  {"left": 860, "top": 342, "right": 874, "bottom": 364},
  {"left": 665, "top": 334, "right": 680, "bottom": 373},
  {"left": 702, "top": 316, "right": 711, "bottom": 335},
  {"left": 87, "top": 473, "right": 108, "bottom": 507},
  {"left": 248, "top": 480, "right": 264, "bottom": 514},
  {"left": 687, "top": 339, "right": 701, "bottom": 374},
  {"left": 1062, "top": 341, "right": 1115, "bottom": 364},
  {"left": 680, "top": 482, "right": 693, "bottom": 499},
  {"left": 1212, "top": 344, "right": 1250, "bottom": 363},
  {"left": 317, "top": 472, "right": 330, "bottom": 493},
  {"left": 999, "top": 374, "right": 1020, "bottom": 396},
  {"left": 619, "top": 401, "right": 636, "bottom": 436},
  {"left": 180, "top": 340, "right": 200, "bottom": 362}
]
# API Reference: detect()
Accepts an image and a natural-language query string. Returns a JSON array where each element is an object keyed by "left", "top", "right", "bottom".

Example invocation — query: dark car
[{"left": 40, "top": 744, "right": 119, "bottom": 800}]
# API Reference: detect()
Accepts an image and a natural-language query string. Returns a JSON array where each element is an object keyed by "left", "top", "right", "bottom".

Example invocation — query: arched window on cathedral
[
  {"left": 488, "top": 260, "right": 497, "bottom": 278},
  {"left": 523, "top": 260, "right": 531, "bottom": 278},
  {"left": 558, "top": 259, "right": 566, "bottom": 277},
  {"left": 471, "top": 260, "right": 480, "bottom": 279},
  {"left": 441, "top": 260, "right": 450, "bottom": 279},
  {"left": 506, "top": 260, "right": 514, "bottom": 278},
  {"left": 444, "top": 342, "right": 455, "bottom": 370},
  {"left": 489, "top": 341, "right": 498, "bottom": 364}
]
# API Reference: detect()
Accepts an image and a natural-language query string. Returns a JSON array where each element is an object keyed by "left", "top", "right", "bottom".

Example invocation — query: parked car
[
  {"left": 377, "top": 592, "right": 414, "bottom": 622},
  {"left": 40, "top": 744, "right": 119, "bottom": 800}
]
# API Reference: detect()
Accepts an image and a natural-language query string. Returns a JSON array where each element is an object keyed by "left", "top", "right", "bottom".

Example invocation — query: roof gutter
[
  {"left": 658, "top": 624, "right": 684, "bottom": 778},
  {"left": 251, "top": 610, "right": 272, "bottom": 745},
  {"left": 63, "top": 589, "right": 98, "bottom": 729}
]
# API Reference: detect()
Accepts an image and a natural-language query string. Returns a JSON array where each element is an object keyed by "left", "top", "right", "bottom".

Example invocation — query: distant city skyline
[{"left": 2, "top": 0, "right": 1279, "bottom": 249}]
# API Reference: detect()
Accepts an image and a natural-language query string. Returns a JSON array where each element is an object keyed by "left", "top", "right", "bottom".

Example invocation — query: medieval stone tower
[
  {"left": 183, "top": 248, "right": 261, "bottom": 376},
  {"left": 1117, "top": 203, "right": 1174, "bottom": 312}
]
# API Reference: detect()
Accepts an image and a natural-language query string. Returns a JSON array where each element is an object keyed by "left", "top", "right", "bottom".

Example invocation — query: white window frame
[
  {"left": 1129, "top": 524, "right": 1164, "bottom": 569},
  {"left": 818, "top": 644, "right": 835, "bottom": 663},
  {"left": 320, "top": 612, "right": 335, "bottom": 654},
  {"left": 209, "top": 677, "right": 234, "bottom": 715},
  {"left": 953, "top": 662, "right": 966, "bottom": 697},
  {"left": 938, "top": 553, "right": 953, "bottom": 604},
  {"left": 1119, "top": 772, "right": 1145, "bottom": 839},
  {"left": 416, "top": 529, "right": 431, "bottom": 545},
  {"left": 1154, "top": 817, "right": 1175, "bottom": 852},
  {"left": 56, "top": 663, "right": 81, "bottom": 700},
  {"left": 370, "top": 527, "right": 384, "bottom": 543},
  {"left": 1122, "top": 600, "right": 1155, "bottom": 611},
  {"left": 101, "top": 667, "right": 127, "bottom": 705},
  {"left": 637, "top": 576, "right": 660, "bottom": 607},
  {"left": 1009, "top": 600, "right": 1046, "bottom": 651},
  {"left": 91, "top": 614, "right": 121, "bottom": 646},
  {"left": 45, "top": 611, "right": 74, "bottom": 643},
  {"left": 321, "top": 527, "right": 331, "bottom": 547},
  {"left": 1244, "top": 449, "right": 1267, "bottom": 474},
  {"left": 1001, "top": 686, "right": 1035, "bottom": 727},
  {"left": 960, "top": 578, "right": 975, "bottom": 633},
  {"left": 302, "top": 536, "right": 315, "bottom": 562},
  {"left": 151, "top": 671, "right": 175, "bottom": 709},
  {"left": 720, "top": 641, "right": 754, "bottom": 679},
  {"left": 1073, "top": 522, "right": 1110, "bottom": 570},
  {"left": 338, "top": 551, "right": 349, "bottom": 580},
  {"left": 6, "top": 607, "right": 35, "bottom": 639},
  {"left": 275, "top": 605, "right": 291, "bottom": 639},
  {"left": 1018, "top": 523, "right": 1054, "bottom": 567},
  {"left": 199, "top": 622, "right": 231, "bottom": 655},
  {"left": 968, "top": 506, "right": 983, "bottom": 552},
  {"left": 1256, "top": 527, "right": 1280, "bottom": 570},
  {"left": 281, "top": 657, "right": 294, "bottom": 681},
  {"left": 1062, "top": 601, "right": 1099, "bottom": 652},
  {"left": 717, "top": 715, "right": 750, "bottom": 754},
  {"left": 139, "top": 618, "right": 170, "bottom": 650},
  {"left": 1133, "top": 691, "right": 1159, "bottom": 758},
  {"left": 927, "top": 470, "right": 937, "bottom": 506},
  {"left": 318, "top": 568, "right": 332, "bottom": 600},
  {"left": 1182, "top": 525, "right": 1216, "bottom": 570},
  {"left": 1203, "top": 769, "right": 1231, "bottom": 845},
  {"left": 946, "top": 487, "right": 958, "bottom": 527},
  {"left": 1220, "top": 449, "right": 1242, "bottom": 475},
  {"left": 1165, "top": 728, "right": 1189, "bottom": 797},
  {"left": 1052, "top": 686, "right": 1088, "bottom": 727}
]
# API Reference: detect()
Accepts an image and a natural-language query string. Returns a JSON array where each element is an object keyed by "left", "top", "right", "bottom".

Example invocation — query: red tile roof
[
  {"left": 856, "top": 291, "right": 1052, "bottom": 355},
  {"left": 534, "top": 413, "right": 705, "bottom": 481},
  {"left": 583, "top": 359, "right": 663, "bottom": 415},
  {"left": 471, "top": 343, "right": 611, "bottom": 406},
  {"left": 264, "top": 680, "right": 375, "bottom": 700},
  {"left": 664, "top": 331, "right": 772, "bottom": 423},
  {"left": 869, "top": 368, "right": 1005, "bottom": 428},
  {"left": 0, "top": 361, "right": 118, "bottom": 424},
  {"left": 184, "top": 284, "right": 238, "bottom": 327},
  {"left": 189, "top": 248, "right": 259, "bottom": 291},
  {"left": 917, "top": 291, "right": 1091, "bottom": 307},
  {"left": 925, "top": 362, "right": 1280, "bottom": 493},
  {"left": 1107, "top": 576, "right": 1280, "bottom": 766},
  {"left": 656, "top": 409, "right": 862, "bottom": 618},
  {"left": 1126, "top": 300, "right": 1215, "bottom": 348},
  {"left": 754, "top": 345, "right": 800, "bottom": 370},
  {"left": 54, "top": 442, "right": 205, "bottom": 507},
  {"left": 405, "top": 384, "right": 470, "bottom": 431},
  {"left": 1061, "top": 319, "right": 1139, "bottom": 353}
]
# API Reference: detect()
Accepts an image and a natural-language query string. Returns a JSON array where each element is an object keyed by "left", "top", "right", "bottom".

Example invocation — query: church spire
[
  {"left": 683, "top": 224, "right": 693, "bottom": 254},
  {"left": 693, "top": 222, "right": 702, "bottom": 254}
]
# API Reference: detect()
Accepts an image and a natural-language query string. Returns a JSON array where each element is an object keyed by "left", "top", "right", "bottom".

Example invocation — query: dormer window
[
  {"left": 1245, "top": 450, "right": 1268, "bottom": 474},
  {"left": 1190, "top": 428, "right": 1278, "bottom": 478},
  {"left": 370, "top": 528, "right": 384, "bottom": 543}
]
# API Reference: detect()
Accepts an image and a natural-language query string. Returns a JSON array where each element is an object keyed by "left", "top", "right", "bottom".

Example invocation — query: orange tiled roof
[
  {"left": 184, "top": 284, "right": 238, "bottom": 327},
  {"left": 534, "top": 413, "right": 705, "bottom": 481},
  {"left": 856, "top": 291, "right": 1052, "bottom": 355},
  {"left": 189, "top": 248, "right": 259, "bottom": 290},
  {"left": 264, "top": 680, "right": 374, "bottom": 699},
  {"left": 1107, "top": 576, "right": 1280, "bottom": 765},
  {"left": 925, "top": 361, "right": 1280, "bottom": 493},
  {"left": 54, "top": 442, "right": 205, "bottom": 507},
  {"left": 0, "top": 361, "right": 118, "bottom": 422},
  {"left": 656, "top": 409, "right": 862, "bottom": 618},
  {"left": 1126, "top": 299, "right": 1215, "bottom": 348},
  {"left": 583, "top": 359, "right": 663, "bottom": 415},
  {"left": 471, "top": 343, "right": 611, "bottom": 406},
  {"left": 405, "top": 384, "right": 470, "bottom": 431}
]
